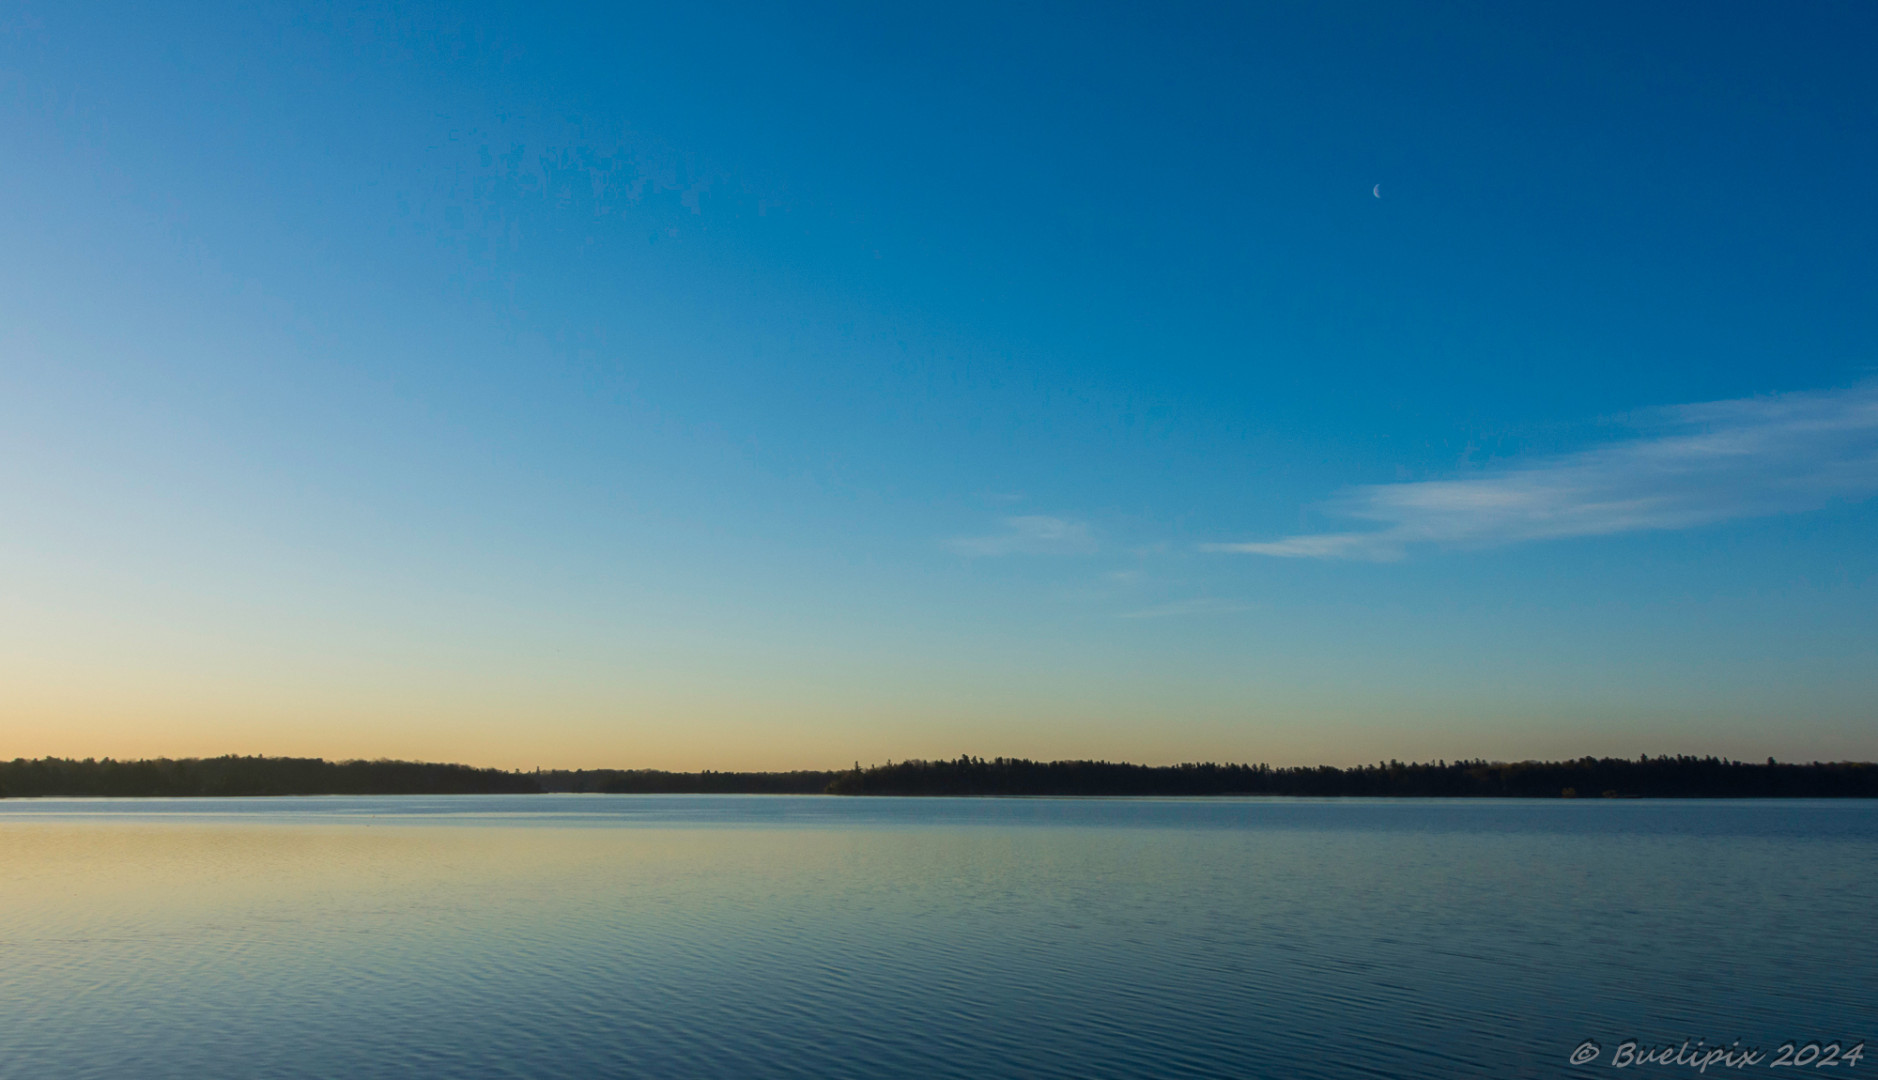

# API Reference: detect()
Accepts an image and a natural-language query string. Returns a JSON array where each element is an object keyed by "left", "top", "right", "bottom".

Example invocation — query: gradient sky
[{"left": 5, "top": 2, "right": 1877, "bottom": 769}]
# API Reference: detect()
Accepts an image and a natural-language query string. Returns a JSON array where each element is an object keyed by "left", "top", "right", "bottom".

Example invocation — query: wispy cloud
[
  {"left": 947, "top": 516, "right": 1096, "bottom": 556},
  {"left": 977, "top": 490, "right": 1028, "bottom": 506},
  {"left": 1206, "top": 383, "right": 1878, "bottom": 561},
  {"left": 1118, "top": 597, "right": 1255, "bottom": 619}
]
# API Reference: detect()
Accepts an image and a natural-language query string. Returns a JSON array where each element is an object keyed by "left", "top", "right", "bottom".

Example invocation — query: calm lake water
[{"left": 1, "top": 796, "right": 1873, "bottom": 1079}]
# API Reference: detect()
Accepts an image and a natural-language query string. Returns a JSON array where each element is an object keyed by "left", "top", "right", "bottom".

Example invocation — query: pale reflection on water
[{"left": 2, "top": 796, "right": 1874, "bottom": 1079}]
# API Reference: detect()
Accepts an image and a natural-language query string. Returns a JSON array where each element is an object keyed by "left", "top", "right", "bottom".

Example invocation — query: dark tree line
[
  {"left": 0, "top": 756, "right": 541, "bottom": 798},
  {"left": 541, "top": 769, "right": 838, "bottom": 794},
  {"left": 0, "top": 757, "right": 838, "bottom": 797},
  {"left": 8, "top": 753, "right": 1876, "bottom": 799},
  {"left": 823, "top": 755, "right": 1878, "bottom": 798}
]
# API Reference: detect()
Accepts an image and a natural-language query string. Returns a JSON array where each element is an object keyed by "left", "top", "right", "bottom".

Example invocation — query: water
[{"left": 1, "top": 796, "right": 1873, "bottom": 1079}]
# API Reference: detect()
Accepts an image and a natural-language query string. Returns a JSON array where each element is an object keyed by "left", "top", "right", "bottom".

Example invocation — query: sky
[{"left": 3, "top": 1, "right": 1876, "bottom": 770}]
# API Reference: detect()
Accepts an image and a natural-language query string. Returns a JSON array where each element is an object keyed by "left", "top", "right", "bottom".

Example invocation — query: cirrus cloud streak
[
  {"left": 947, "top": 515, "right": 1097, "bottom": 556},
  {"left": 1207, "top": 383, "right": 1878, "bottom": 561}
]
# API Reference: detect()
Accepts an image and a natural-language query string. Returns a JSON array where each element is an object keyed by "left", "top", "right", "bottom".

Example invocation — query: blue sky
[{"left": 4, "top": 2, "right": 1876, "bottom": 768}]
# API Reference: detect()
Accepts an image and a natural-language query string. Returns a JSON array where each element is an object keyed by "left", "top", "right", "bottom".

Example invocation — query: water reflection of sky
[{"left": 3, "top": 799, "right": 1874, "bottom": 1079}]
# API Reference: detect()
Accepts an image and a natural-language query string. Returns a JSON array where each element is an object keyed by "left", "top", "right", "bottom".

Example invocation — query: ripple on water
[{"left": 0, "top": 798, "right": 1873, "bottom": 1079}]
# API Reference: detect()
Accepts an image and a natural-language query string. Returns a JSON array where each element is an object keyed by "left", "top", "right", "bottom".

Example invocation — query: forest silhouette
[
  {"left": 823, "top": 755, "right": 1878, "bottom": 798},
  {"left": 0, "top": 756, "right": 536, "bottom": 797},
  {"left": 3, "top": 754, "right": 1876, "bottom": 798}
]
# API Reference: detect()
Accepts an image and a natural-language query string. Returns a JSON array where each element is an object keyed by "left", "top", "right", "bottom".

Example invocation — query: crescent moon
[{"left": 1373, "top": 184, "right": 1381, "bottom": 198}]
